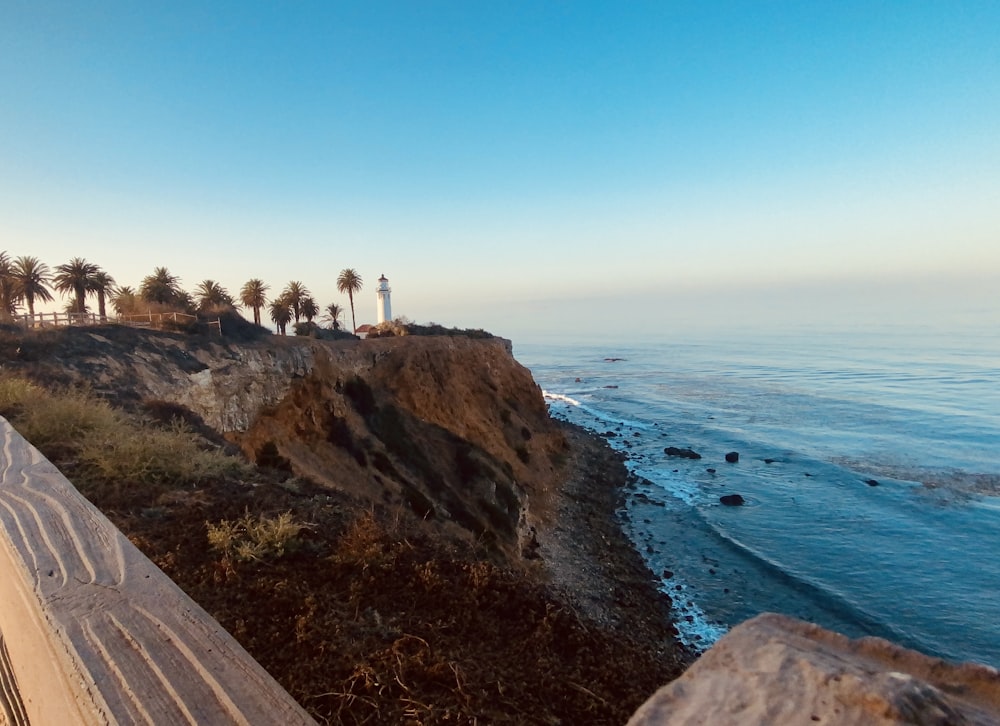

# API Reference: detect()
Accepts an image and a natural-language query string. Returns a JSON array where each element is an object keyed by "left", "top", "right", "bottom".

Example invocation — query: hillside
[{"left": 0, "top": 324, "right": 688, "bottom": 724}]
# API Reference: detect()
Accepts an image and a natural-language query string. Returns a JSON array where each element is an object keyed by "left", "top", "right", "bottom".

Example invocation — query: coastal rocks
[
  {"left": 866, "top": 479, "right": 880, "bottom": 486},
  {"left": 664, "top": 447, "right": 701, "bottom": 460},
  {"left": 628, "top": 612, "right": 1000, "bottom": 726},
  {"left": 719, "top": 494, "right": 745, "bottom": 506},
  {"left": 724, "top": 451, "right": 739, "bottom": 463}
]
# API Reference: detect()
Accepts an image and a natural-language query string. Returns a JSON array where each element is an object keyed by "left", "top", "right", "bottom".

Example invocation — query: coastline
[{"left": 537, "top": 420, "right": 692, "bottom": 665}]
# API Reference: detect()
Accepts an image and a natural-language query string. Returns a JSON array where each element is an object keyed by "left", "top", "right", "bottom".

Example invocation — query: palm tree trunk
[{"left": 348, "top": 292, "right": 356, "bottom": 333}]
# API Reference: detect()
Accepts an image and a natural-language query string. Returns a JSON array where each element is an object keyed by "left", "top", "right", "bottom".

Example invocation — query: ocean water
[{"left": 516, "top": 326, "right": 1000, "bottom": 667}]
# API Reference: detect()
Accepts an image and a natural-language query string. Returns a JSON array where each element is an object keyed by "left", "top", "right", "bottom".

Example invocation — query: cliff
[
  {"left": 1, "top": 324, "right": 685, "bottom": 723},
  {"left": 5, "top": 326, "right": 566, "bottom": 562}
]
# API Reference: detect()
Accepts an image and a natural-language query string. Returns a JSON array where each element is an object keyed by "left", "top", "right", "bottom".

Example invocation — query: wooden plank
[{"left": 0, "top": 418, "right": 316, "bottom": 725}]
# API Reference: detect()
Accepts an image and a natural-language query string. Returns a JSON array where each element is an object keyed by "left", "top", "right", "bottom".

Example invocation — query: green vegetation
[
  {"left": 239, "top": 278, "right": 269, "bottom": 326},
  {"left": 1, "top": 250, "right": 486, "bottom": 341},
  {"left": 11, "top": 255, "right": 54, "bottom": 317},
  {"left": 52, "top": 257, "right": 100, "bottom": 314},
  {"left": 336, "top": 268, "right": 363, "bottom": 333},
  {"left": 367, "top": 319, "right": 495, "bottom": 339}
]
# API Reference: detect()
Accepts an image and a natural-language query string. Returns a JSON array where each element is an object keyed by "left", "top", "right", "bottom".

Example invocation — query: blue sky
[{"left": 2, "top": 1, "right": 998, "bottom": 340}]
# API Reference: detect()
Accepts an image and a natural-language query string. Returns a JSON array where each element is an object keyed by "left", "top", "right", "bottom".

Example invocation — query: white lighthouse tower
[{"left": 376, "top": 274, "right": 392, "bottom": 324}]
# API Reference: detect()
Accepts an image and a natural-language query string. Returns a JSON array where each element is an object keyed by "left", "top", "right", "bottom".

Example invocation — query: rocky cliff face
[{"left": 5, "top": 326, "right": 566, "bottom": 561}]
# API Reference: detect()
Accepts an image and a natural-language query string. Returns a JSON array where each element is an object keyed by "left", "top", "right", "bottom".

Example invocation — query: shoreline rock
[{"left": 629, "top": 612, "right": 1000, "bottom": 725}]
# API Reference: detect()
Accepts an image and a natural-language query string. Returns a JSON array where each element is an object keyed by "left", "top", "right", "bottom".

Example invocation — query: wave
[
  {"left": 542, "top": 391, "right": 582, "bottom": 406},
  {"left": 545, "top": 391, "right": 659, "bottom": 433}
]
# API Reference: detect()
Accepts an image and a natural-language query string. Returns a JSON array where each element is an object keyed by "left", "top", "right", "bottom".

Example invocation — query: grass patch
[
  {"left": 0, "top": 373, "right": 246, "bottom": 500},
  {"left": 207, "top": 511, "right": 308, "bottom": 563}
]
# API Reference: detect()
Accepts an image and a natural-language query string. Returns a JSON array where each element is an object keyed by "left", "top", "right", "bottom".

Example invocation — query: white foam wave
[{"left": 543, "top": 391, "right": 582, "bottom": 406}]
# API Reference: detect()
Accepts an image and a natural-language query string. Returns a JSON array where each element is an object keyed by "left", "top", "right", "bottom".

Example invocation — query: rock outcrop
[{"left": 628, "top": 612, "right": 1000, "bottom": 725}]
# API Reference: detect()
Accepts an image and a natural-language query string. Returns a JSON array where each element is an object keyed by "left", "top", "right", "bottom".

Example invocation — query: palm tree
[
  {"left": 300, "top": 296, "right": 319, "bottom": 323},
  {"left": 139, "top": 267, "right": 182, "bottom": 306},
  {"left": 52, "top": 257, "right": 99, "bottom": 314},
  {"left": 323, "top": 302, "right": 343, "bottom": 330},
  {"left": 12, "top": 256, "right": 54, "bottom": 317},
  {"left": 0, "top": 252, "right": 18, "bottom": 322},
  {"left": 280, "top": 281, "right": 310, "bottom": 323},
  {"left": 194, "top": 280, "right": 234, "bottom": 312},
  {"left": 88, "top": 269, "right": 115, "bottom": 320},
  {"left": 336, "top": 268, "right": 363, "bottom": 333},
  {"left": 269, "top": 298, "right": 292, "bottom": 335},
  {"left": 175, "top": 290, "right": 196, "bottom": 314},
  {"left": 110, "top": 285, "right": 138, "bottom": 316},
  {"left": 239, "top": 278, "right": 269, "bottom": 326}
]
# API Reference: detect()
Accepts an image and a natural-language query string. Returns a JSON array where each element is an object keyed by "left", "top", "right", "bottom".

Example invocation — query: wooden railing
[
  {"left": 0, "top": 418, "right": 314, "bottom": 725},
  {"left": 13, "top": 311, "right": 108, "bottom": 328},
  {"left": 14, "top": 312, "right": 222, "bottom": 335}
]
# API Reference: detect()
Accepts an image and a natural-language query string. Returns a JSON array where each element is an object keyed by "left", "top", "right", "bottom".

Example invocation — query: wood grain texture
[{"left": 0, "top": 418, "right": 316, "bottom": 725}]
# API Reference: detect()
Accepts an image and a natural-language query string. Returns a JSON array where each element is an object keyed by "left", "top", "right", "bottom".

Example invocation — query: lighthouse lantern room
[{"left": 376, "top": 274, "right": 392, "bottom": 324}]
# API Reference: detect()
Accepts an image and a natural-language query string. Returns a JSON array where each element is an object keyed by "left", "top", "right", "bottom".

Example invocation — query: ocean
[{"left": 515, "top": 325, "right": 1000, "bottom": 667}]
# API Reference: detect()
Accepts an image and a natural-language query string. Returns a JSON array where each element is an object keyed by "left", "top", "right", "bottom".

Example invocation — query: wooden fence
[
  {"left": 13, "top": 312, "right": 221, "bottom": 335},
  {"left": 0, "top": 417, "right": 315, "bottom": 724}
]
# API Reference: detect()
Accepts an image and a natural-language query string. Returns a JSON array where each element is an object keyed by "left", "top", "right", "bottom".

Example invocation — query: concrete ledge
[{"left": 0, "top": 417, "right": 315, "bottom": 725}]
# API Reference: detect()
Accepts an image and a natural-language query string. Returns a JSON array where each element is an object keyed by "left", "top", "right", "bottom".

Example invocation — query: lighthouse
[{"left": 376, "top": 274, "right": 392, "bottom": 324}]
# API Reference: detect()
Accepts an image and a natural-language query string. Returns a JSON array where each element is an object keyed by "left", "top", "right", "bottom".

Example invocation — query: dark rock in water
[
  {"left": 664, "top": 446, "right": 702, "bottom": 459},
  {"left": 574, "top": 377, "right": 581, "bottom": 382},
  {"left": 603, "top": 431, "right": 617, "bottom": 437},
  {"left": 633, "top": 432, "right": 641, "bottom": 437},
  {"left": 725, "top": 451, "right": 739, "bottom": 463},
  {"left": 720, "top": 494, "right": 745, "bottom": 506},
  {"left": 706, "top": 468, "right": 716, "bottom": 474},
  {"left": 662, "top": 570, "right": 674, "bottom": 579},
  {"left": 865, "top": 479, "right": 880, "bottom": 487},
  {"left": 604, "top": 385, "right": 619, "bottom": 389},
  {"left": 764, "top": 458, "right": 775, "bottom": 464},
  {"left": 804, "top": 473, "right": 812, "bottom": 477}
]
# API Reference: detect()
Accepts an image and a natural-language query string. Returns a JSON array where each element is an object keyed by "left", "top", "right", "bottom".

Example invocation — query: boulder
[
  {"left": 725, "top": 451, "right": 739, "bottom": 463},
  {"left": 719, "top": 494, "right": 744, "bottom": 506},
  {"left": 628, "top": 613, "right": 1000, "bottom": 726},
  {"left": 664, "top": 447, "right": 702, "bottom": 460}
]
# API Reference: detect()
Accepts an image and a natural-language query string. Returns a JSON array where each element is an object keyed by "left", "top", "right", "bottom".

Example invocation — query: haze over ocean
[{"left": 519, "top": 321, "right": 1000, "bottom": 666}]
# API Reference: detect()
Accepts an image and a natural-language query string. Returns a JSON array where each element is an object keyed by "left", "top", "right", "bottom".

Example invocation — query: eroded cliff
[{"left": 5, "top": 326, "right": 567, "bottom": 560}]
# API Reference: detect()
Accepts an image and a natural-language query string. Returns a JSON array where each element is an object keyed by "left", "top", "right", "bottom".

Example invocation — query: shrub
[
  {"left": 207, "top": 512, "right": 308, "bottom": 563},
  {"left": 0, "top": 374, "right": 245, "bottom": 498},
  {"left": 0, "top": 376, "right": 118, "bottom": 452}
]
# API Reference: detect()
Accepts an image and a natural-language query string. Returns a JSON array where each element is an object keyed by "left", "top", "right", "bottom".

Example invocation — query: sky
[{"left": 2, "top": 1, "right": 998, "bottom": 342}]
